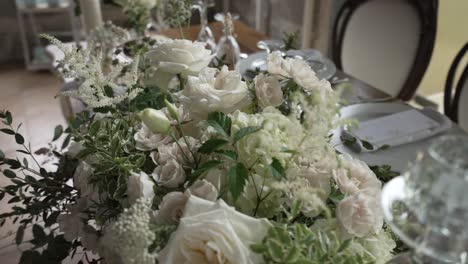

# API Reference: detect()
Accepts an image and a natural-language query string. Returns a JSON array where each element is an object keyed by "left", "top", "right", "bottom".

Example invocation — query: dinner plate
[{"left": 236, "top": 50, "right": 337, "bottom": 80}]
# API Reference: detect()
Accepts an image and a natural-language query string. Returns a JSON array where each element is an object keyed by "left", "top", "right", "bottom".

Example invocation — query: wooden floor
[{"left": 0, "top": 65, "right": 66, "bottom": 264}]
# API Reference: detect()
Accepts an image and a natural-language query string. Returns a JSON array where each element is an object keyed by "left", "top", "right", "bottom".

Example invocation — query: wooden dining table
[{"left": 162, "top": 21, "right": 466, "bottom": 173}]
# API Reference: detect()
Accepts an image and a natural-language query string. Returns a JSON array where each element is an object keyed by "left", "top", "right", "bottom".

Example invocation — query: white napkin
[{"left": 343, "top": 109, "right": 451, "bottom": 152}]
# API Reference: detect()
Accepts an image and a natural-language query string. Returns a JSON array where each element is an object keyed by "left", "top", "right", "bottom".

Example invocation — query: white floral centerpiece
[{"left": 0, "top": 21, "right": 400, "bottom": 264}]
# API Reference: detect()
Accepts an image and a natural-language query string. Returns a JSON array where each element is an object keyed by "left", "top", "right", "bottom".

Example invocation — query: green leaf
[
  {"left": 214, "top": 149, "right": 238, "bottom": 160},
  {"left": 189, "top": 160, "right": 223, "bottom": 184},
  {"left": 6, "top": 159, "right": 21, "bottom": 169},
  {"left": 198, "top": 138, "right": 229, "bottom": 154},
  {"left": 286, "top": 246, "right": 301, "bottom": 263},
  {"left": 5, "top": 111, "right": 12, "bottom": 125},
  {"left": 45, "top": 211, "right": 60, "bottom": 227},
  {"left": 207, "top": 112, "right": 232, "bottom": 137},
  {"left": 378, "top": 144, "right": 390, "bottom": 150},
  {"left": 32, "top": 224, "right": 46, "bottom": 241},
  {"left": 16, "top": 225, "right": 25, "bottom": 245},
  {"left": 338, "top": 239, "right": 352, "bottom": 252},
  {"left": 0, "top": 149, "right": 4, "bottom": 160},
  {"left": 89, "top": 121, "right": 101, "bottom": 136},
  {"left": 267, "top": 239, "right": 284, "bottom": 262},
  {"left": 0, "top": 128, "right": 15, "bottom": 135},
  {"left": 15, "top": 133, "right": 24, "bottom": 145},
  {"left": 361, "top": 140, "right": 374, "bottom": 150},
  {"left": 3, "top": 169, "right": 16, "bottom": 179},
  {"left": 232, "top": 126, "right": 261, "bottom": 144},
  {"left": 250, "top": 244, "right": 267, "bottom": 254},
  {"left": 270, "top": 158, "right": 286, "bottom": 180},
  {"left": 0, "top": 192, "right": 4, "bottom": 201},
  {"left": 61, "top": 134, "right": 71, "bottom": 149},
  {"left": 227, "top": 163, "right": 249, "bottom": 201},
  {"left": 52, "top": 125, "right": 63, "bottom": 141},
  {"left": 19, "top": 250, "right": 41, "bottom": 264}
]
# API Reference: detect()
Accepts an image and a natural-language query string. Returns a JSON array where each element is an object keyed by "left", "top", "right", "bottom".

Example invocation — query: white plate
[{"left": 236, "top": 50, "right": 337, "bottom": 80}]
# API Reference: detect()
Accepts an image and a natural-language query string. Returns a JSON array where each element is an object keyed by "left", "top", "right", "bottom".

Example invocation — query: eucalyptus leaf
[
  {"left": 189, "top": 160, "right": 223, "bottom": 184},
  {"left": 0, "top": 128, "right": 15, "bottom": 135},
  {"left": 15, "top": 133, "right": 24, "bottom": 145},
  {"left": 16, "top": 225, "right": 25, "bottom": 245},
  {"left": 52, "top": 125, "right": 63, "bottom": 141},
  {"left": 3, "top": 169, "right": 16, "bottom": 179}
]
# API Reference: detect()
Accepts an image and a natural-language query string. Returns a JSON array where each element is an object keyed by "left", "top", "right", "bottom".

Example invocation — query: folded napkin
[{"left": 343, "top": 108, "right": 452, "bottom": 152}]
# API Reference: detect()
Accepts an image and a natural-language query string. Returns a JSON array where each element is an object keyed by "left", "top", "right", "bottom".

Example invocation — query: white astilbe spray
[
  {"left": 102, "top": 198, "right": 156, "bottom": 264},
  {"left": 43, "top": 35, "right": 142, "bottom": 108}
]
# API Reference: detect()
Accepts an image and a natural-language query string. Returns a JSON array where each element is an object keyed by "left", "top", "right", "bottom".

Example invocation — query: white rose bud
[
  {"left": 152, "top": 159, "right": 186, "bottom": 188},
  {"left": 139, "top": 108, "right": 171, "bottom": 134},
  {"left": 185, "top": 179, "right": 218, "bottom": 201},
  {"left": 152, "top": 192, "right": 188, "bottom": 224},
  {"left": 164, "top": 99, "right": 180, "bottom": 122},
  {"left": 333, "top": 154, "right": 381, "bottom": 196},
  {"left": 336, "top": 193, "right": 383, "bottom": 238},
  {"left": 254, "top": 73, "right": 283, "bottom": 109}
]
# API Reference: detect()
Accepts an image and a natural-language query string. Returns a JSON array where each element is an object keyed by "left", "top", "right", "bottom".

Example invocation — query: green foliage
[
  {"left": 370, "top": 165, "right": 399, "bottom": 183},
  {"left": 270, "top": 158, "right": 286, "bottom": 180},
  {"left": 207, "top": 112, "right": 232, "bottom": 137},
  {"left": 232, "top": 126, "right": 262, "bottom": 144},
  {"left": 252, "top": 224, "right": 374, "bottom": 264},
  {"left": 227, "top": 163, "right": 249, "bottom": 201},
  {"left": 198, "top": 139, "right": 229, "bottom": 154},
  {"left": 282, "top": 31, "right": 300, "bottom": 51}
]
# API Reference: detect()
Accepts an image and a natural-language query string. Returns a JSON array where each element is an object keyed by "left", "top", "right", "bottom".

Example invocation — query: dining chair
[
  {"left": 332, "top": 0, "right": 438, "bottom": 100},
  {"left": 445, "top": 42, "right": 468, "bottom": 131}
]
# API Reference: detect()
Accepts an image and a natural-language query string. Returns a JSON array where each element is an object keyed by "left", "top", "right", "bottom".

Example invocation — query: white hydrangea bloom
[{"left": 99, "top": 199, "right": 156, "bottom": 264}]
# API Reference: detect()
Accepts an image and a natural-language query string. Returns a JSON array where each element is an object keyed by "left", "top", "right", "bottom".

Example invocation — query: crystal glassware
[
  {"left": 215, "top": 13, "right": 240, "bottom": 70},
  {"left": 381, "top": 135, "right": 468, "bottom": 263},
  {"left": 192, "top": 0, "right": 216, "bottom": 52}
]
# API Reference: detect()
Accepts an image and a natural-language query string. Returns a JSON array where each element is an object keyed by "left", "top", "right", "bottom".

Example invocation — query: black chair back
[
  {"left": 332, "top": 0, "right": 438, "bottom": 100},
  {"left": 445, "top": 42, "right": 468, "bottom": 124}
]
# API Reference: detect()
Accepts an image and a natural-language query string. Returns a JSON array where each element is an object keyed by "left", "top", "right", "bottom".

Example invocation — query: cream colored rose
[
  {"left": 185, "top": 179, "right": 218, "bottom": 201},
  {"left": 152, "top": 192, "right": 188, "bottom": 224},
  {"left": 127, "top": 171, "right": 155, "bottom": 205},
  {"left": 158, "top": 196, "right": 271, "bottom": 264},
  {"left": 288, "top": 166, "right": 331, "bottom": 199},
  {"left": 145, "top": 39, "right": 214, "bottom": 89},
  {"left": 152, "top": 159, "right": 186, "bottom": 188},
  {"left": 177, "top": 66, "right": 251, "bottom": 119},
  {"left": 333, "top": 154, "right": 381, "bottom": 196},
  {"left": 254, "top": 73, "right": 283, "bottom": 109},
  {"left": 151, "top": 136, "right": 199, "bottom": 166},
  {"left": 134, "top": 123, "right": 171, "bottom": 151},
  {"left": 336, "top": 193, "right": 383, "bottom": 238}
]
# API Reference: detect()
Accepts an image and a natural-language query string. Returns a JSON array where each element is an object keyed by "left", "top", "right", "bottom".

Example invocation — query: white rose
[
  {"left": 266, "top": 51, "right": 332, "bottom": 93},
  {"left": 333, "top": 154, "right": 381, "bottom": 196},
  {"left": 152, "top": 159, "right": 186, "bottom": 188},
  {"left": 336, "top": 193, "right": 383, "bottom": 238},
  {"left": 152, "top": 192, "right": 188, "bottom": 224},
  {"left": 185, "top": 179, "right": 218, "bottom": 201},
  {"left": 254, "top": 73, "right": 283, "bottom": 109},
  {"left": 178, "top": 66, "right": 251, "bottom": 119},
  {"left": 152, "top": 136, "right": 199, "bottom": 165},
  {"left": 288, "top": 166, "right": 331, "bottom": 199},
  {"left": 146, "top": 39, "right": 214, "bottom": 89},
  {"left": 158, "top": 196, "right": 271, "bottom": 264},
  {"left": 127, "top": 171, "right": 155, "bottom": 205},
  {"left": 134, "top": 123, "right": 171, "bottom": 151}
]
